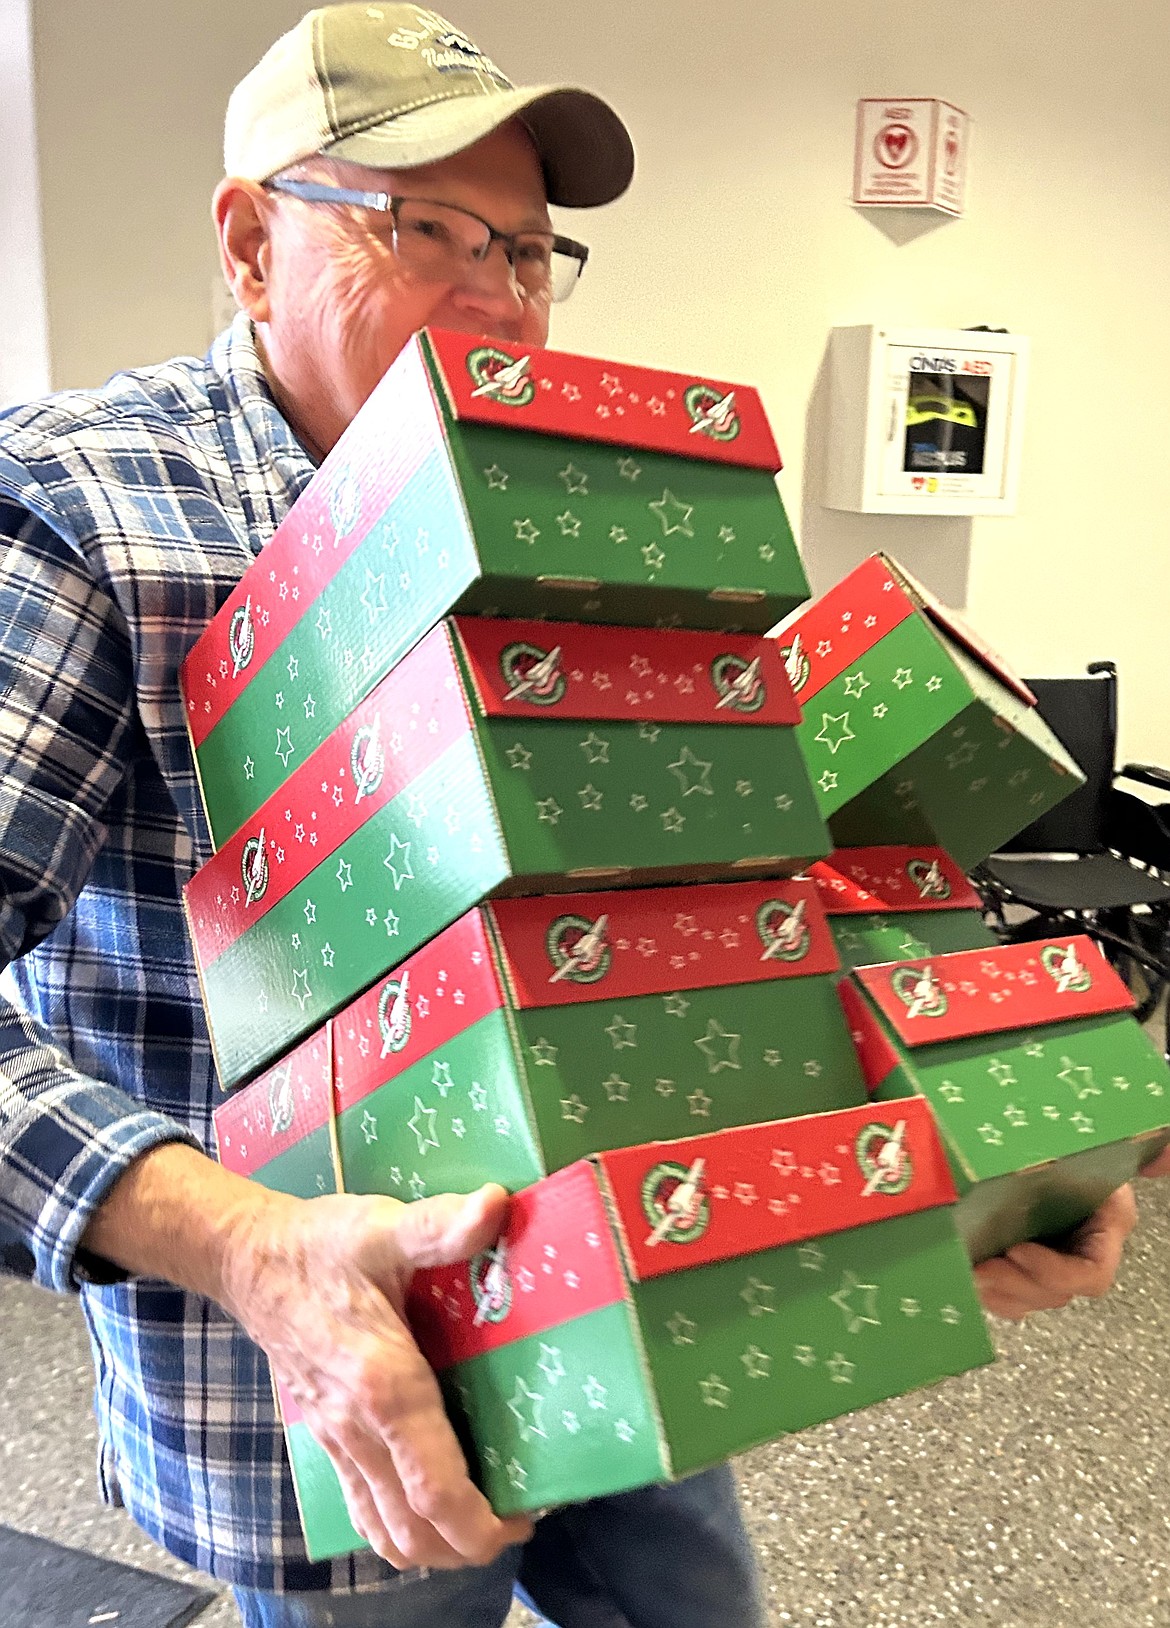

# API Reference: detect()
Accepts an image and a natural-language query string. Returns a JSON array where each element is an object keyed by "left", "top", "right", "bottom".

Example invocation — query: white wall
[
  {"left": 0, "top": 0, "right": 50, "bottom": 406},
  {"left": 26, "top": 0, "right": 1170, "bottom": 762}
]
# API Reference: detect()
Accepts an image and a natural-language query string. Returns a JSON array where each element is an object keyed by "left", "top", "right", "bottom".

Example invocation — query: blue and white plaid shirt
[{"left": 0, "top": 318, "right": 397, "bottom": 1592}]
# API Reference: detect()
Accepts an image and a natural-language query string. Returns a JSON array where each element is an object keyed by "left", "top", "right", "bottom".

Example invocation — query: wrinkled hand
[
  {"left": 973, "top": 1184, "right": 1137, "bottom": 1321},
  {"left": 219, "top": 1182, "right": 533, "bottom": 1570}
]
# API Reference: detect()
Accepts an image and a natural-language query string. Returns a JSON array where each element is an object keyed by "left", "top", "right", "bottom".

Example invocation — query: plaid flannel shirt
[{"left": 0, "top": 318, "right": 398, "bottom": 1592}]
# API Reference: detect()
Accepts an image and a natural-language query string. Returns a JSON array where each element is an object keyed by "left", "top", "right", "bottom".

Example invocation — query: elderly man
[{"left": 0, "top": 7, "right": 1143, "bottom": 1626}]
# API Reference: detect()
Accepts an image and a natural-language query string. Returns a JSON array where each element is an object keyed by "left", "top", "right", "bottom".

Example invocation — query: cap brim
[{"left": 323, "top": 83, "right": 634, "bottom": 208}]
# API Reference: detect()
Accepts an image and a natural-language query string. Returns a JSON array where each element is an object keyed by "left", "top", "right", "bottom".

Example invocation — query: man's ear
[{"left": 212, "top": 178, "right": 273, "bottom": 324}]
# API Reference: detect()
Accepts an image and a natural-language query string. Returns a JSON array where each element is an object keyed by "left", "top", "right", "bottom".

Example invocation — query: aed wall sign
[{"left": 853, "top": 99, "right": 969, "bottom": 215}]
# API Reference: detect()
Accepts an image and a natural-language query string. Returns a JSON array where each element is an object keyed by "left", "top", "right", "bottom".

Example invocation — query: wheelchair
[{"left": 972, "top": 662, "right": 1170, "bottom": 1055}]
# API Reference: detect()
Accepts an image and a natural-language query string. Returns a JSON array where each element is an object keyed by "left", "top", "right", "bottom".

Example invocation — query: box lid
[
  {"left": 486, "top": 879, "right": 838, "bottom": 1009},
  {"left": 422, "top": 328, "right": 782, "bottom": 472},
  {"left": 808, "top": 846, "right": 983, "bottom": 915},
  {"left": 213, "top": 1027, "right": 333, "bottom": 1177},
  {"left": 854, "top": 936, "right": 1135, "bottom": 1048},
  {"left": 408, "top": 1160, "right": 629, "bottom": 1372},
  {"left": 453, "top": 618, "right": 799, "bottom": 726},
  {"left": 886, "top": 558, "right": 1037, "bottom": 706},
  {"left": 184, "top": 624, "right": 467, "bottom": 970},
  {"left": 332, "top": 912, "right": 507, "bottom": 1112},
  {"left": 597, "top": 1098, "right": 957, "bottom": 1283}
]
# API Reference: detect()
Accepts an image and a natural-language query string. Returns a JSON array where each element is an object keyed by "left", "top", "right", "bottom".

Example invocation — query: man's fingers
[
  {"left": 336, "top": 1421, "right": 472, "bottom": 1569},
  {"left": 390, "top": 1183, "right": 511, "bottom": 1272}
]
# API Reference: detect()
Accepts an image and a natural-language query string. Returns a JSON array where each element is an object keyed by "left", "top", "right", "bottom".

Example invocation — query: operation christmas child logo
[
  {"left": 377, "top": 974, "right": 413, "bottom": 1057},
  {"left": 641, "top": 1156, "right": 710, "bottom": 1248},
  {"left": 684, "top": 383, "right": 740, "bottom": 442},
  {"left": 1041, "top": 943, "right": 1092, "bottom": 994},
  {"left": 469, "top": 1243, "right": 513, "bottom": 1325},
  {"left": 241, "top": 830, "right": 270, "bottom": 907},
  {"left": 500, "top": 641, "right": 567, "bottom": 706},
  {"left": 710, "top": 653, "right": 767, "bottom": 714},
  {"left": 267, "top": 1064, "right": 296, "bottom": 1137},
  {"left": 228, "top": 597, "right": 256, "bottom": 679},
  {"left": 891, "top": 965, "right": 948, "bottom": 1020},
  {"left": 466, "top": 346, "right": 536, "bottom": 407},
  {"left": 350, "top": 719, "right": 387, "bottom": 804},
  {"left": 755, "top": 898, "right": 812, "bottom": 963},
  {"left": 545, "top": 913, "right": 612, "bottom": 986},
  {"left": 854, "top": 1119, "right": 914, "bottom": 1198},
  {"left": 778, "top": 632, "right": 810, "bottom": 695},
  {"left": 906, "top": 857, "right": 952, "bottom": 901}
]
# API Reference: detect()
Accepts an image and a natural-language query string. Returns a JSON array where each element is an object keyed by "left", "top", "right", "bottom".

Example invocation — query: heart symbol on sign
[
  {"left": 875, "top": 123, "right": 917, "bottom": 169},
  {"left": 884, "top": 129, "right": 908, "bottom": 161},
  {"left": 912, "top": 476, "right": 926, "bottom": 490}
]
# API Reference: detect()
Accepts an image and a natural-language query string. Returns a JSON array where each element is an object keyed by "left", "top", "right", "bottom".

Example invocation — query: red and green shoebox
[
  {"left": 181, "top": 327, "right": 809, "bottom": 847},
  {"left": 185, "top": 618, "right": 830, "bottom": 1091},
  {"left": 773, "top": 554, "right": 1083, "bottom": 869},
  {"left": 212, "top": 1034, "right": 364, "bottom": 1560},
  {"left": 807, "top": 845, "right": 998, "bottom": 970},
  {"left": 333, "top": 877, "right": 867, "bottom": 1202},
  {"left": 401, "top": 1099, "right": 993, "bottom": 1520},
  {"left": 838, "top": 935, "right": 1170, "bottom": 1262}
]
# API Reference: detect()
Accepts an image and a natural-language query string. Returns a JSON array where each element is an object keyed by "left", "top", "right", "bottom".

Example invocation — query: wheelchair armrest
[{"left": 1118, "top": 762, "right": 1170, "bottom": 794}]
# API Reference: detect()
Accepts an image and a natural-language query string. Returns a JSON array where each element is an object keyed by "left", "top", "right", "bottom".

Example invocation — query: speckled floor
[{"left": 2, "top": 1180, "right": 1167, "bottom": 1628}]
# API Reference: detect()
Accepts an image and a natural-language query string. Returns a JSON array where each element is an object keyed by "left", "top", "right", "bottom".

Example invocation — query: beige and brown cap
[{"left": 224, "top": 4, "right": 634, "bottom": 208}]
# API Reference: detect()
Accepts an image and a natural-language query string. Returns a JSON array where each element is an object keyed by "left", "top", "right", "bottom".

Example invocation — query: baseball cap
[{"left": 224, "top": 4, "right": 634, "bottom": 208}]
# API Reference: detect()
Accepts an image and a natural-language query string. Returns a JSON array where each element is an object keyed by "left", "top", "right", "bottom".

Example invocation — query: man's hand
[
  {"left": 973, "top": 1184, "right": 1137, "bottom": 1321},
  {"left": 1138, "top": 1140, "right": 1170, "bottom": 1179},
  {"left": 217, "top": 1181, "right": 534, "bottom": 1571}
]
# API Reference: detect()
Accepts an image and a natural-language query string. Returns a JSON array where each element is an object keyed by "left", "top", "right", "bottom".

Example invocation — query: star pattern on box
[
  {"left": 814, "top": 713, "right": 856, "bottom": 756},
  {"left": 830, "top": 1271, "right": 881, "bottom": 1334},
  {"left": 648, "top": 489, "right": 695, "bottom": 538}
]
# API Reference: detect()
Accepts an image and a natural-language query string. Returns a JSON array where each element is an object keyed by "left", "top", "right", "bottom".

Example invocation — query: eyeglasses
[{"left": 263, "top": 178, "right": 589, "bottom": 304}]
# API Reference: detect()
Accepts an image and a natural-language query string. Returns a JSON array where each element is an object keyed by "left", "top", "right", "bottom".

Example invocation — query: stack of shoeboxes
[
  {"left": 775, "top": 567, "right": 1170, "bottom": 1257},
  {"left": 180, "top": 331, "right": 1157, "bottom": 1550}
]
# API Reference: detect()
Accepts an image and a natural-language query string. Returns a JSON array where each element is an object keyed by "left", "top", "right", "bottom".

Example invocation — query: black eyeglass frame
[{"left": 262, "top": 177, "right": 589, "bottom": 293}]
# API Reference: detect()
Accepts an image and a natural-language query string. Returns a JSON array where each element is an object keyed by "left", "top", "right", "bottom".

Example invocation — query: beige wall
[{"left": 27, "top": 0, "right": 1170, "bottom": 762}]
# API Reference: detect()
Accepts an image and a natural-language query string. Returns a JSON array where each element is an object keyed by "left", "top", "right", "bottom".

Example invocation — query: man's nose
[{"left": 447, "top": 240, "right": 529, "bottom": 324}]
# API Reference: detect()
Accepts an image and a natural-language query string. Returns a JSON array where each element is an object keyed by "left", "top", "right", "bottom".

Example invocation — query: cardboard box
[
  {"left": 839, "top": 935, "right": 1170, "bottom": 1261},
  {"left": 334, "top": 879, "right": 868, "bottom": 1201},
  {"left": 774, "top": 554, "right": 1083, "bottom": 868},
  {"left": 405, "top": 1100, "right": 993, "bottom": 1518},
  {"left": 808, "top": 844, "right": 998, "bottom": 969},
  {"left": 185, "top": 618, "right": 829, "bottom": 1091},
  {"left": 182, "top": 328, "right": 808, "bottom": 846}
]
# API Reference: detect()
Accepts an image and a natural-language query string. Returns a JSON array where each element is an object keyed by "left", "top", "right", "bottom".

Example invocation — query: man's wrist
[{"left": 79, "top": 1140, "right": 297, "bottom": 1311}]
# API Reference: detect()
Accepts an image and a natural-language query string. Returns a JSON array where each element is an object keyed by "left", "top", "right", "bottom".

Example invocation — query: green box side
[
  {"left": 830, "top": 909, "right": 997, "bottom": 971},
  {"left": 252, "top": 1126, "right": 338, "bottom": 1201},
  {"left": 829, "top": 651, "right": 1085, "bottom": 870},
  {"left": 477, "top": 716, "right": 830, "bottom": 884},
  {"left": 440, "top": 1300, "right": 668, "bottom": 1515},
  {"left": 632, "top": 1208, "right": 994, "bottom": 1478},
  {"left": 899, "top": 1011, "right": 1170, "bottom": 1181},
  {"left": 283, "top": 1421, "right": 364, "bottom": 1562},
  {"left": 195, "top": 441, "right": 480, "bottom": 846},
  {"left": 511, "top": 976, "right": 867, "bottom": 1170},
  {"left": 952, "top": 1134, "right": 1170, "bottom": 1263},
  {"left": 336, "top": 1010, "right": 547, "bottom": 1198},
  {"left": 201, "top": 733, "right": 511, "bottom": 1090},
  {"left": 447, "top": 421, "right": 809, "bottom": 629},
  {"left": 798, "top": 615, "right": 967, "bottom": 818}
]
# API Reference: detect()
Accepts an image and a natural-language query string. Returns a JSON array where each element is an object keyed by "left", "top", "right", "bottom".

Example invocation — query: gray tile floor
[{"left": 2, "top": 1174, "right": 1168, "bottom": 1627}]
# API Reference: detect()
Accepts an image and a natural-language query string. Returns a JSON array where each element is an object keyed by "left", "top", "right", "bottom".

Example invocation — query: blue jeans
[{"left": 232, "top": 1465, "right": 765, "bottom": 1627}]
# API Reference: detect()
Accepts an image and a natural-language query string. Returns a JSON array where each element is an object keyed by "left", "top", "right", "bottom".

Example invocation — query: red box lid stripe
[
  {"left": 213, "top": 1027, "right": 333, "bottom": 1177},
  {"left": 333, "top": 913, "right": 506, "bottom": 1112},
  {"left": 771, "top": 555, "right": 915, "bottom": 703},
  {"left": 184, "top": 625, "right": 467, "bottom": 967},
  {"left": 487, "top": 879, "right": 838, "bottom": 1009},
  {"left": 807, "top": 846, "right": 983, "bottom": 914},
  {"left": 854, "top": 935, "right": 1136, "bottom": 1048},
  {"left": 182, "top": 341, "right": 437, "bottom": 747},
  {"left": 454, "top": 618, "right": 800, "bottom": 726},
  {"left": 408, "top": 1162, "right": 629, "bottom": 1371},
  {"left": 598, "top": 1098, "right": 956, "bottom": 1283},
  {"left": 425, "top": 328, "right": 782, "bottom": 472}
]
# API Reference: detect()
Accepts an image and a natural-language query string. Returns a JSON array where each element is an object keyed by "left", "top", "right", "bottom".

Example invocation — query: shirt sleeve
[{"left": 0, "top": 481, "right": 200, "bottom": 1293}]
